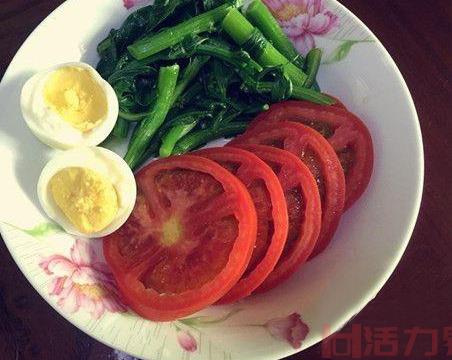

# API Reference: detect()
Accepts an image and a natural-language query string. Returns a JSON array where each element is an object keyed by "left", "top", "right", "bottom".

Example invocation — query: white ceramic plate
[{"left": 0, "top": 1, "right": 423, "bottom": 359}]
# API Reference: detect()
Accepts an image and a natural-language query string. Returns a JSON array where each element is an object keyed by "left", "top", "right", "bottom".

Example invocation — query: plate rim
[{"left": 0, "top": 0, "right": 424, "bottom": 359}]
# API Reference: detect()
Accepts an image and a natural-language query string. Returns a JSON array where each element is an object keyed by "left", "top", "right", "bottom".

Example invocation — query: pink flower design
[
  {"left": 176, "top": 329, "right": 198, "bottom": 352},
  {"left": 265, "top": 312, "right": 309, "bottom": 349},
  {"left": 39, "top": 239, "right": 126, "bottom": 319},
  {"left": 123, "top": 0, "right": 149, "bottom": 9},
  {"left": 264, "top": 0, "right": 339, "bottom": 55}
]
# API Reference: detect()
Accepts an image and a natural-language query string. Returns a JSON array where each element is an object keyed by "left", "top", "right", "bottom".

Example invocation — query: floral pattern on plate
[
  {"left": 2, "top": 220, "right": 63, "bottom": 238},
  {"left": 264, "top": 0, "right": 339, "bottom": 55},
  {"left": 264, "top": 312, "right": 309, "bottom": 348},
  {"left": 175, "top": 309, "right": 309, "bottom": 352},
  {"left": 123, "top": 0, "right": 148, "bottom": 9},
  {"left": 39, "top": 238, "right": 126, "bottom": 319},
  {"left": 2, "top": 220, "right": 310, "bottom": 354},
  {"left": 176, "top": 327, "right": 198, "bottom": 352}
]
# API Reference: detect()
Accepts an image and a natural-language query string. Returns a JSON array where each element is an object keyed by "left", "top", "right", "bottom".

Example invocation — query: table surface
[{"left": 0, "top": 1, "right": 450, "bottom": 359}]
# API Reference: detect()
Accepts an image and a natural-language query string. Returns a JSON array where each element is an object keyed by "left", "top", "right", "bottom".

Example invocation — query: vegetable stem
[
  {"left": 97, "top": 37, "right": 111, "bottom": 55},
  {"left": 259, "top": 45, "right": 307, "bottom": 86},
  {"left": 292, "top": 87, "right": 335, "bottom": 104},
  {"left": 222, "top": 9, "right": 307, "bottom": 86},
  {"left": 172, "top": 82, "right": 204, "bottom": 109},
  {"left": 245, "top": 0, "right": 304, "bottom": 68},
  {"left": 173, "top": 122, "right": 248, "bottom": 154},
  {"left": 304, "top": 48, "right": 322, "bottom": 88},
  {"left": 172, "top": 56, "right": 210, "bottom": 105},
  {"left": 117, "top": 58, "right": 207, "bottom": 123},
  {"left": 112, "top": 118, "right": 129, "bottom": 138},
  {"left": 128, "top": 4, "right": 231, "bottom": 60},
  {"left": 118, "top": 111, "right": 148, "bottom": 122},
  {"left": 124, "top": 65, "right": 180, "bottom": 169},
  {"left": 197, "top": 42, "right": 263, "bottom": 73},
  {"left": 252, "top": 81, "right": 335, "bottom": 104},
  {"left": 98, "top": 0, "right": 191, "bottom": 55},
  {"left": 159, "top": 121, "right": 198, "bottom": 157},
  {"left": 139, "top": 110, "right": 206, "bottom": 163}
]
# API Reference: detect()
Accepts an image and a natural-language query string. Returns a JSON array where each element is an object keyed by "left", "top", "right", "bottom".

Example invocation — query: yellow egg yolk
[
  {"left": 49, "top": 167, "right": 118, "bottom": 233},
  {"left": 43, "top": 67, "right": 108, "bottom": 132}
]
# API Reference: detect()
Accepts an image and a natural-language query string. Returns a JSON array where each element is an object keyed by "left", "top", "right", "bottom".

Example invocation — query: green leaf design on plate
[
  {"left": 179, "top": 308, "right": 243, "bottom": 327},
  {"left": 323, "top": 38, "right": 374, "bottom": 64},
  {"left": 324, "top": 40, "right": 358, "bottom": 64},
  {"left": 2, "top": 221, "right": 63, "bottom": 238},
  {"left": 24, "top": 222, "right": 63, "bottom": 237}
]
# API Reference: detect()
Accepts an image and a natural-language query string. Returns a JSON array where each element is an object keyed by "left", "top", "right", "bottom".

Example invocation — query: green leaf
[
  {"left": 24, "top": 222, "right": 63, "bottom": 237},
  {"left": 202, "top": 59, "right": 236, "bottom": 102},
  {"left": 178, "top": 308, "right": 243, "bottom": 327},
  {"left": 324, "top": 40, "right": 358, "bottom": 64},
  {"left": 1, "top": 221, "right": 64, "bottom": 238}
]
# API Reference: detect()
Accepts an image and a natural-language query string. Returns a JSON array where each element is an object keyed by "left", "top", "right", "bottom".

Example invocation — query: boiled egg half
[
  {"left": 21, "top": 62, "right": 118, "bottom": 149},
  {"left": 38, "top": 147, "right": 136, "bottom": 238}
]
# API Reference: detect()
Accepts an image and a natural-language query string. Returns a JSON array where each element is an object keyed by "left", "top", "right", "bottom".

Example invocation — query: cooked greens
[
  {"left": 124, "top": 64, "right": 180, "bottom": 169},
  {"left": 97, "top": 0, "right": 333, "bottom": 169},
  {"left": 244, "top": 0, "right": 305, "bottom": 69}
]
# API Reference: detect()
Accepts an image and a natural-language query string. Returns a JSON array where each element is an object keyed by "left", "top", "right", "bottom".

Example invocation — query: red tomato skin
[
  {"left": 229, "top": 121, "right": 345, "bottom": 258},
  {"left": 103, "top": 155, "right": 257, "bottom": 321},
  {"left": 194, "top": 147, "right": 289, "bottom": 303},
  {"left": 232, "top": 145, "right": 322, "bottom": 292},
  {"left": 249, "top": 100, "right": 373, "bottom": 209},
  {"left": 329, "top": 96, "right": 347, "bottom": 109}
]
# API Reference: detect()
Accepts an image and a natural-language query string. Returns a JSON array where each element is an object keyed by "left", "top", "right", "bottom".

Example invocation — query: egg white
[
  {"left": 21, "top": 62, "right": 119, "bottom": 149},
  {"left": 37, "top": 147, "right": 136, "bottom": 238}
]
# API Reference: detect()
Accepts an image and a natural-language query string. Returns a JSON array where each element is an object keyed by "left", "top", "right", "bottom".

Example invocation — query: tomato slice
[
  {"left": 229, "top": 121, "right": 345, "bottom": 257},
  {"left": 194, "top": 147, "right": 289, "bottom": 303},
  {"left": 103, "top": 155, "right": 257, "bottom": 320},
  {"left": 232, "top": 145, "right": 321, "bottom": 291},
  {"left": 329, "top": 95, "right": 347, "bottom": 109},
  {"left": 249, "top": 100, "right": 373, "bottom": 209}
]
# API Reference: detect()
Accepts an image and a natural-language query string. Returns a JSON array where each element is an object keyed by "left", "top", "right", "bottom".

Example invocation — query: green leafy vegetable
[
  {"left": 197, "top": 38, "right": 263, "bottom": 76},
  {"left": 112, "top": 118, "right": 130, "bottom": 138},
  {"left": 124, "top": 65, "right": 180, "bottom": 169},
  {"left": 128, "top": 4, "right": 232, "bottom": 60},
  {"left": 222, "top": 8, "right": 308, "bottom": 86},
  {"left": 98, "top": 0, "right": 191, "bottom": 55},
  {"left": 108, "top": 63, "right": 156, "bottom": 85},
  {"left": 172, "top": 81, "right": 204, "bottom": 110},
  {"left": 95, "top": 0, "right": 334, "bottom": 167},
  {"left": 304, "top": 48, "right": 322, "bottom": 88},
  {"left": 202, "top": 59, "right": 235, "bottom": 101},
  {"left": 245, "top": 0, "right": 305, "bottom": 68},
  {"left": 172, "top": 55, "right": 210, "bottom": 104},
  {"left": 159, "top": 111, "right": 204, "bottom": 157},
  {"left": 173, "top": 121, "right": 248, "bottom": 154}
]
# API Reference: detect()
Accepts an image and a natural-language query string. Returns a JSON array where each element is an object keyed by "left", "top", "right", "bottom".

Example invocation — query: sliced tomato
[
  {"left": 194, "top": 147, "right": 289, "bottom": 303},
  {"left": 249, "top": 100, "right": 373, "bottom": 209},
  {"left": 329, "top": 95, "right": 347, "bottom": 109},
  {"left": 103, "top": 155, "right": 257, "bottom": 321},
  {"left": 232, "top": 145, "right": 321, "bottom": 291},
  {"left": 229, "top": 121, "right": 345, "bottom": 257}
]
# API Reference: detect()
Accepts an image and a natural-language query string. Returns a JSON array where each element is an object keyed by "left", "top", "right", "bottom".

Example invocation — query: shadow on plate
[{"left": 0, "top": 71, "right": 53, "bottom": 210}]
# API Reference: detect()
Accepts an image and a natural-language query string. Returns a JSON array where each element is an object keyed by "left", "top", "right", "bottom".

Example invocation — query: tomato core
[{"left": 161, "top": 217, "right": 182, "bottom": 246}]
